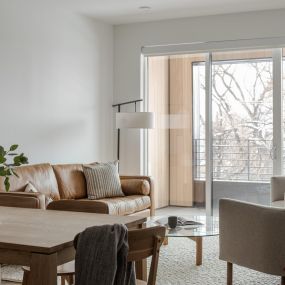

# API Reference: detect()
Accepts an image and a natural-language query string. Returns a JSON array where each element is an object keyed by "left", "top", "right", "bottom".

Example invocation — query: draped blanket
[{"left": 74, "top": 224, "right": 135, "bottom": 285}]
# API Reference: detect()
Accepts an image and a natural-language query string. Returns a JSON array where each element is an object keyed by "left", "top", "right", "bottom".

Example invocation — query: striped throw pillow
[{"left": 83, "top": 161, "right": 124, "bottom": 200}]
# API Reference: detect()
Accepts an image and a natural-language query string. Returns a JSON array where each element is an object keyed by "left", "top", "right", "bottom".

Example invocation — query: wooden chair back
[{"left": 128, "top": 226, "right": 166, "bottom": 285}]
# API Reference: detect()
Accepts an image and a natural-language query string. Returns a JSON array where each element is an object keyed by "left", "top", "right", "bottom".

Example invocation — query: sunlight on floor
[{"left": 155, "top": 206, "right": 206, "bottom": 216}]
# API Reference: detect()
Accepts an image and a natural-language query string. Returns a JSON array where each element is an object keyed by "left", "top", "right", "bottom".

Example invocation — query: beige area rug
[{"left": 1, "top": 236, "right": 281, "bottom": 284}]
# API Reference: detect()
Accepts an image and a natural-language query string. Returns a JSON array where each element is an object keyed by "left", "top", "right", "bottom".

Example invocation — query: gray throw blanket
[{"left": 74, "top": 224, "right": 136, "bottom": 285}]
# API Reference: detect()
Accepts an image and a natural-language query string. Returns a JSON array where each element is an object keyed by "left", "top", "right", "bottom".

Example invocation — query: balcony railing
[{"left": 193, "top": 138, "right": 273, "bottom": 182}]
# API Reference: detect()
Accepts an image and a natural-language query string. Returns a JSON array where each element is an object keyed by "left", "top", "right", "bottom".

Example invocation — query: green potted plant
[{"left": 0, "top": 144, "right": 29, "bottom": 191}]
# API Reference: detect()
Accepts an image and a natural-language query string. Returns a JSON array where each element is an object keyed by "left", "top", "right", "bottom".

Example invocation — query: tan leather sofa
[
  {"left": 220, "top": 198, "right": 285, "bottom": 285},
  {"left": 0, "top": 163, "right": 154, "bottom": 217}
]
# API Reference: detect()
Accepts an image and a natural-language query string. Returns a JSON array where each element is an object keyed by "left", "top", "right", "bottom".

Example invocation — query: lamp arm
[{"left": 112, "top": 99, "right": 143, "bottom": 109}]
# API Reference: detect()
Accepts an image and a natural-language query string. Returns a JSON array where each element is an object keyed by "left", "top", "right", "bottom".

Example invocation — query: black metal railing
[{"left": 193, "top": 138, "right": 273, "bottom": 182}]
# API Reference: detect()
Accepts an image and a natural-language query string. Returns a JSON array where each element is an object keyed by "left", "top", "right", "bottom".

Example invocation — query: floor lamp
[{"left": 112, "top": 99, "right": 155, "bottom": 163}]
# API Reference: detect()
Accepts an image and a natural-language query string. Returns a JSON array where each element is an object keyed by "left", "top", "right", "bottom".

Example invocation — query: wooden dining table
[{"left": 0, "top": 206, "right": 147, "bottom": 285}]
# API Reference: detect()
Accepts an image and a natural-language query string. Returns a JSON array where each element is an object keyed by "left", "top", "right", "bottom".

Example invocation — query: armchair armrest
[
  {"left": 47, "top": 199, "right": 109, "bottom": 214},
  {"left": 120, "top": 175, "right": 154, "bottom": 216},
  {"left": 219, "top": 198, "right": 285, "bottom": 276},
  {"left": 271, "top": 176, "right": 285, "bottom": 202},
  {"left": 0, "top": 192, "right": 45, "bottom": 209}
]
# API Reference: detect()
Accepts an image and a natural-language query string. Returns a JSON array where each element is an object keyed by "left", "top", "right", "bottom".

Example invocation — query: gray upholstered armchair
[
  {"left": 219, "top": 198, "right": 285, "bottom": 285},
  {"left": 271, "top": 176, "right": 285, "bottom": 208}
]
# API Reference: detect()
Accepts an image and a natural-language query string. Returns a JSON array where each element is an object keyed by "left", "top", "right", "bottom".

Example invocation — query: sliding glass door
[
  {"left": 145, "top": 46, "right": 283, "bottom": 215},
  {"left": 211, "top": 50, "right": 274, "bottom": 214}
]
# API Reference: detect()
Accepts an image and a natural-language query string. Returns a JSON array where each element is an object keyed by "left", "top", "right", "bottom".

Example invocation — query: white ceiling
[
  {"left": 62, "top": 0, "right": 285, "bottom": 25},
  {"left": 4, "top": 0, "right": 285, "bottom": 25}
]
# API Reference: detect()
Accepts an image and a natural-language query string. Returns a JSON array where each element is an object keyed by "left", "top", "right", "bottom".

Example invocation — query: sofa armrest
[
  {"left": 120, "top": 175, "right": 154, "bottom": 216},
  {"left": 0, "top": 192, "right": 46, "bottom": 209},
  {"left": 47, "top": 199, "right": 109, "bottom": 214},
  {"left": 120, "top": 179, "right": 150, "bottom": 196},
  {"left": 219, "top": 198, "right": 285, "bottom": 276},
  {"left": 271, "top": 176, "right": 285, "bottom": 202}
]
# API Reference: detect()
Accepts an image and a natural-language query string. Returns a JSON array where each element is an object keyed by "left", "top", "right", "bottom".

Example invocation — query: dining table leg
[{"left": 30, "top": 252, "right": 57, "bottom": 285}]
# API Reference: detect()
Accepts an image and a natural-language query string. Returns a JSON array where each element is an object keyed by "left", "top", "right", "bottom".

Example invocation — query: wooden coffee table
[{"left": 148, "top": 215, "right": 219, "bottom": 266}]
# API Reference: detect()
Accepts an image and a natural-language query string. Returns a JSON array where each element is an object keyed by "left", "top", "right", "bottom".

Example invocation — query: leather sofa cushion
[
  {"left": 47, "top": 199, "right": 109, "bottom": 214},
  {"left": 53, "top": 164, "right": 87, "bottom": 199},
  {"left": 0, "top": 163, "right": 60, "bottom": 201},
  {"left": 79, "top": 195, "right": 151, "bottom": 216}
]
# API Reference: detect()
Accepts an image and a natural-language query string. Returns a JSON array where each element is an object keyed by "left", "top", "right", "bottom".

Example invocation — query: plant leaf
[
  {"left": 4, "top": 177, "right": 10, "bottom": 192},
  {"left": 13, "top": 156, "right": 21, "bottom": 164},
  {"left": 0, "top": 146, "right": 5, "bottom": 156},
  {"left": 20, "top": 155, "right": 29, "bottom": 164},
  {"left": 0, "top": 156, "right": 7, "bottom": 164},
  {"left": 9, "top": 144, "right": 18, "bottom": 151},
  {"left": 7, "top": 168, "right": 13, "bottom": 176},
  {"left": 0, "top": 166, "right": 5, "bottom": 176}
]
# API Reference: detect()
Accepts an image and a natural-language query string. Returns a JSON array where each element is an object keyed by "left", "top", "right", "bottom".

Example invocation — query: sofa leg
[
  {"left": 227, "top": 262, "right": 233, "bottom": 285},
  {"left": 281, "top": 276, "right": 285, "bottom": 285}
]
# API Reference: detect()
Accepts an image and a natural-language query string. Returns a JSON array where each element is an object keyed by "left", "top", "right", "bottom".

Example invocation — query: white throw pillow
[{"left": 25, "top": 182, "right": 53, "bottom": 207}]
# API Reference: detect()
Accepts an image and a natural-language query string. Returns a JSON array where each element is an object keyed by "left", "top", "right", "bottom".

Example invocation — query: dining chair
[{"left": 128, "top": 226, "right": 166, "bottom": 285}]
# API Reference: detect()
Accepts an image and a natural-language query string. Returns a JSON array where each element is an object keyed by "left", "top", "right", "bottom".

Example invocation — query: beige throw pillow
[
  {"left": 83, "top": 161, "right": 124, "bottom": 200},
  {"left": 25, "top": 182, "right": 53, "bottom": 207}
]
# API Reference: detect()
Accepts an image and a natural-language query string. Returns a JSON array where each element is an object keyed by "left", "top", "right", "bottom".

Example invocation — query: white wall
[
  {"left": 114, "top": 9, "right": 285, "bottom": 174},
  {"left": 0, "top": 1, "right": 114, "bottom": 164}
]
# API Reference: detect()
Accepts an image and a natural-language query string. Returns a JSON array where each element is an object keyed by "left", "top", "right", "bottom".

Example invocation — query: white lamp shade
[{"left": 116, "top": 112, "right": 155, "bottom": 129}]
